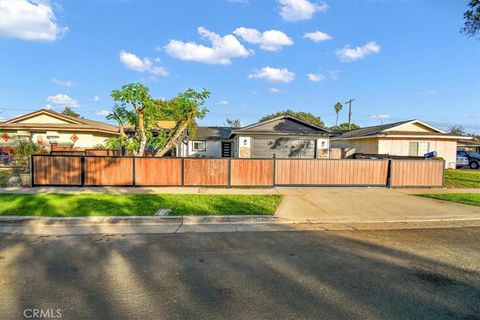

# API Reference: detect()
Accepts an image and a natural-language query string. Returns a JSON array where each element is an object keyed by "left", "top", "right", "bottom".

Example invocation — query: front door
[{"left": 222, "top": 142, "right": 232, "bottom": 158}]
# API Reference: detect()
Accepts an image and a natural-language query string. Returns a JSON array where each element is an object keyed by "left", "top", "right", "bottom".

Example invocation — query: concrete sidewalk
[{"left": 275, "top": 187, "right": 480, "bottom": 222}]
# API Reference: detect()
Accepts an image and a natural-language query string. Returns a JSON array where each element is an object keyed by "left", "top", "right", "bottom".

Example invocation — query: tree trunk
[
  {"left": 335, "top": 113, "right": 339, "bottom": 126},
  {"left": 137, "top": 110, "right": 147, "bottom": 156},
  {"left": 156, "top": 114, "right": 193, "bottom": 157}
]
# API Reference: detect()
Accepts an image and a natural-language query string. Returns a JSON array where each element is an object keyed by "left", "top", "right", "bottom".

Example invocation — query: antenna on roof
[{"left": 345, "top": 98, "right": 355, "bottom": 130}]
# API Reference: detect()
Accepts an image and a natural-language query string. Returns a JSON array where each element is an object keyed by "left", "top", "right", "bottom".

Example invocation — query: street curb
[
  {"left": 0, "top": 215, "right": 286, "bottom": 226},
  {"left": 0, "top": 215, "right": 479, "bottom": 226}
]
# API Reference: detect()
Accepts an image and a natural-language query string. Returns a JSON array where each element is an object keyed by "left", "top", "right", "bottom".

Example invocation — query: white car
[{"left": 456, "top": 155, "right": 469, "bottom": 168}]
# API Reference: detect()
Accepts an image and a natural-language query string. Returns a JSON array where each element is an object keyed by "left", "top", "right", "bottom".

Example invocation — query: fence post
[
  {"left": 386, "top": 159, "right": 392, "bottom": 188},
  {"left": 181, "top": 158, "right": 185, "bottom": 186},
  {"left": 132, "top": 157, "right": 136, "bottom": 187},
  {"left": 80, "top": 156, "right": 85, "bottom": 187}
]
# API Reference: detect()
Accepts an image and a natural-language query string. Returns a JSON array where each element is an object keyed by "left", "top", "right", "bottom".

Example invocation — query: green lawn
[
  {"left": 419, "top": 193, "right": 480, "bottom": 207},
  {"left": 0, "top": 193, "right": 283, "bottom": 217},
  {"left": 444, "top": 169, "right": 480, "bottom": 188}
]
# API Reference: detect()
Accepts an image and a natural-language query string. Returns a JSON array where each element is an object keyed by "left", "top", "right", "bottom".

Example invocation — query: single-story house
[
  {"left": 0, "top": 109, "right": 119, "bottom": 153},
  {"left": 177, "top": 115, "right": 331, "bottom": 159},
  {"left": 330, "top": 119, "right": 470, "bottom": 168}
]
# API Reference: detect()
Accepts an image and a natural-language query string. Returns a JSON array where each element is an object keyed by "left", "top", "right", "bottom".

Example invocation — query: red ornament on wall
[{"left": 1, "top": 133, "right": 9, "bottom": 142}]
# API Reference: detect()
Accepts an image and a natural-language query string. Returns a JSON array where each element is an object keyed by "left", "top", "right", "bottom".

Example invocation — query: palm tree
[{"left": 334, "top": 102, "right": 343, "bottom": 126}]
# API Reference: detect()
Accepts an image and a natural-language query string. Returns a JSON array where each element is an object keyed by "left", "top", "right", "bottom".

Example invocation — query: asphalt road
[{"left": 0, "top": 228, "right": 479, "bottom": 320}]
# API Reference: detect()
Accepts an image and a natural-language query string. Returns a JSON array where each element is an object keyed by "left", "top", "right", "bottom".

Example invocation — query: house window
[
  {"left": 409, "top": 142, "right": 429, "bottom": 156},
  {"left": 192, "top": 141, "right": 206, "bottom": 152}
]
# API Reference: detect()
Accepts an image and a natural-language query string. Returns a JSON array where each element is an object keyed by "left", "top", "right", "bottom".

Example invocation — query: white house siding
[
  {"left": 187, "top": 140, "right": 223, "bottom": 158},
  {"left": 0, "top": 131, "right": 112, "bottom": 150},
  {"left": 378, "top": 138, "right": 456, "bottom": 169}
]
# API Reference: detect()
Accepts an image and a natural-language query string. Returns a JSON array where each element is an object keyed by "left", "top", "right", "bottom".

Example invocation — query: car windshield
[{"left": 467, "top": 152, "right": 480, "bottom": 157}]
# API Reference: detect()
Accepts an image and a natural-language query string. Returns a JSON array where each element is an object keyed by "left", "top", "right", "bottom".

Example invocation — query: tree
[
  {"left": 61, "top": 107, "right": 80, "bottom": 118},
  {"left": 259, "top": 109, "right": 325, "bottom": 128},
  {"left": 449, "top": 125, "right": 466, "bottom": 135},
  {"left": 462, "top": 0, "right": 480, "bottom": 38},
  {"left": 224, "top": 118, "right": 241, "bottom": 128},
  {"left": 155, "top": 88, "right": 210, "bottom": 156},
  {"left": 330, "top": 122, "right": 360, "bottom": 130},
  {"left": 110, "top": 83, "right": 157, "bottom": 156},
  {"left": 334, "top": 102, "right": 343, "bottom": 126},
  {"left": 106, "top": 85, "right": 210, "bottom": 157}
]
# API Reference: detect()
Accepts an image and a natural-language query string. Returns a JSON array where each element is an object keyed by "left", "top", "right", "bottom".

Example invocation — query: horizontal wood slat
[
  {"left": 274, "top": 159, "right": 389, "bottom": 185},
  {"left": 183, "top": 159, "right": 229, "bottom": 186},
  {"left": 84, "top": 157, "right": 133, "bottom": 186},
  {"left": 389, "top": 160, "right": 444, "bottom": 187},
  {"left": 230, "top": 159, "right": 274, "bottom": 186},
  {"left": 33, "top": 156, "right": 81, "bottom": 185},
  {"left": 135, "top": 158, "right": 182, "bottom": 186}
]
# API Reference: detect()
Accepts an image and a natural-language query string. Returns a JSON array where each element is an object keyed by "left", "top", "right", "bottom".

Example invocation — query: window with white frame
[
  {"left": 192, "top": 140, "right": 206, "bottom": 152},
  {"left": 409, "top": 142, "right": 429, "bottom": 156}
]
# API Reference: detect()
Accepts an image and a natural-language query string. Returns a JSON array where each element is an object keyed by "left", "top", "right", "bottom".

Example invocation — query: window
[
  {"left": 409, "top": 142, "right": 429, "bottom": 156},
  {"left": 192, "top": 141, "right": 206, "bottom": 152}
]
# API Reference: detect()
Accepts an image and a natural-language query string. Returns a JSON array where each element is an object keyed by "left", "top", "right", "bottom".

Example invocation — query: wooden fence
[{"left": 31, "top": 155, "right": 445, "bottom": 187}]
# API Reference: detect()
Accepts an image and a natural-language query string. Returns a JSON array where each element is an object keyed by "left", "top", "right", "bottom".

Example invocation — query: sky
[{"left": 0, "top": 0, "right": 479, "bottom": 132}]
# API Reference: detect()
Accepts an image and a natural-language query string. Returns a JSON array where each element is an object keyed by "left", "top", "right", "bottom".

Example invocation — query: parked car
[
  {"left": 457, "top": 151, "right": 480, "bottom": 169},
  {"left": 456, "top": 154, "right": 469, "bottom": 168}
]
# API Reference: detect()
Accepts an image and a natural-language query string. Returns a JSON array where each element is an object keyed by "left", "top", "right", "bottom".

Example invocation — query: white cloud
[
  {"left": 119, "top": 50, "right": 168, "bottom": 76},
  {"left": 46, "top": 94, "right": 79, "bottom": 108},
  {"left": 0, "top": 0, "right": 68, "bottom": 41},
  {"left": 44, "top": 104, "right": 54, "bottom": 110},
  {"left": 307, "top": 73, "right": 325, "bottom": 82},
  {"left": 218, "top": 100, "right": 229, "bottom": 105},
  {"left": 248, "top": 67, "right": 295, "bottom": 83},
  {"left": 371, "top": 114, "right": 391, "bottom": 120},
  {"left": 303, "top": 31, "right": 332, "bottom": 42},
  {"left": 93, "top": 96, "right": 100, "bottom": 101},
  {"left": 269, "top": 88, "right": 281, "bottom": 93},
  {"left": 336, "top": 41, "right": 381, "bottom": 62},
  {"left": 233, "top": 27, "right": 293, "bottom": 52},
  {"left": 164, "top": 27, "right": 251, "bottom": 65},
  {"left": 328, "top": 70, "right": 340, "bottom": 80},
  {"left": 52, "top": 78, "right": 75, "bottom": 87},
  {"left": 279, "top": 0, "right": 329, "bottom": 22},
  {"left": 96, "top": 110, "right": 110, "bottom": 116},
  {"left": 416, "top": 90, "right": 437, "bottom": 96}
]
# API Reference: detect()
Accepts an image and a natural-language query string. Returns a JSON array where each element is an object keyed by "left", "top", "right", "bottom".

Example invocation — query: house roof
[
  {"left": 333, "top": 119, "right": 465, "bottom": 140},
  {"left": 0, "top": 109, "right": 119, "bottom": 135},
  {"left": 230, "top": 115, "right": 330, "bottom": 137},
  {"left": 195, "top": 126, "right": 232, "bottom": 141}
]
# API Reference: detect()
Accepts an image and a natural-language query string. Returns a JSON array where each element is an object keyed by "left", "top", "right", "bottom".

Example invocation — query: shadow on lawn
[{"left": 0, "top": 229, "right": 479, "bottom": 319}]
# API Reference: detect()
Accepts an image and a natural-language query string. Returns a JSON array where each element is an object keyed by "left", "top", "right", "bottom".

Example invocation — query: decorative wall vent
[
  {"left": 1, "top": 133, "right": 9, "bottom": 142},
  {"left": 70, "top": 134, "right": 79, "bottom": 143}
]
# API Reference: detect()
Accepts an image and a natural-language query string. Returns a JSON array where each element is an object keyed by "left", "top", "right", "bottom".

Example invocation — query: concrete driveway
[{"left": 275, "top": 188, "right": 480, "bottom": 222}]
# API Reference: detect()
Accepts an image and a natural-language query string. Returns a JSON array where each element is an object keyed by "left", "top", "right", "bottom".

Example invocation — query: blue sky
[{"left": 0, "top": 0, "right": 479, "bottom": 132}]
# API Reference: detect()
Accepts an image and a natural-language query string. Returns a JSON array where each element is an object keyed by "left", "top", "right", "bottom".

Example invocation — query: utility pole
[{"left": 345, "top": 98, "right": 355, "bottom": 130}]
